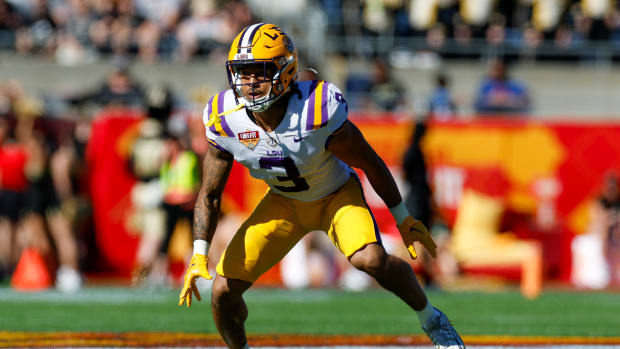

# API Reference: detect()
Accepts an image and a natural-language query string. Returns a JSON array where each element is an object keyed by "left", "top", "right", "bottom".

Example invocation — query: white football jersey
[{"left": 203, "top": 80, "right": 352, "bottom": 202}]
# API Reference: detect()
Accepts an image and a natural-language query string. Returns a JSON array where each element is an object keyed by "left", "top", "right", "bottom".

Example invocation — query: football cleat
[
  {"left": 226, "top": 23, "right": 298, "bottom": 112},
  {"left": 422, "top": 308, "right": 466, "bottom": 349}
]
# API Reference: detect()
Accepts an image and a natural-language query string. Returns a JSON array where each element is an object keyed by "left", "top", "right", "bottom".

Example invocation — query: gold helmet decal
[{"left": 226, "top": 23, "right": 298, "bottom": 112}]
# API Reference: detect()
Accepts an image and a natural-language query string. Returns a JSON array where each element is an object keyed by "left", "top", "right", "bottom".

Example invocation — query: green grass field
[{"left": 1, "top": 286, "right": 619, "bottom": 337}]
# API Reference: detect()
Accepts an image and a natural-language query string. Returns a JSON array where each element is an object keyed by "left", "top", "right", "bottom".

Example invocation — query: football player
[{"left": 178, "top": 23, "right": 465, "bottom": 349}]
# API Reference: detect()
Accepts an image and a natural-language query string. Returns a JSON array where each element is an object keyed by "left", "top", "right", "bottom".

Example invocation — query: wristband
[
  {"left": 193, "top": 239, "right": 209, "bottom": 255},
  {"left": 389, "top": 202, "right": 409, "bottom": 225}
]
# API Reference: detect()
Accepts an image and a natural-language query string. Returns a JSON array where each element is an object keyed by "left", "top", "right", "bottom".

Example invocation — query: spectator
[
  {"left": 129, "top": 118, "right": 167, "bottom": 286},
  {"left": 153, "top": 134, "right": 200, "bottom": 285},
  {"left": 522, "top": 23, "right": 543, "bottom": 49},
  {"left": 17, "top": 123, "right": 67, "bottom": 288},
  {"left": 555, "top": 24, "right": 575, "bottom": 48},
  {"left": 569, "top": 3, "right": 591, "bottom": 44},
  {"left": 361, "top": 0, "right": 392, "bottom": 34},
  {"left": 0, "top": 82, "right": 39, "bottom": 280},
  {"left": 474, "top": 58, "right": 531, "bottom": 114},
  {"left": 45, "top": 115, "right": 94, "bottom": 294},
  {"left": 13, "top": 103, "right": 85, "bottom": 292},
  {"left": 175, "top": 0, "right": 251, "bottom": 63},
  {"left": 402, "top": 119, "right": 436, "bottom": 287},
  {"left": 64, "top": 0, "right": 95, "bottom": 48},
  {"left": 602, "top": 174, "right": 620, "bottom": 286},
  {"left": 371, "top": 57, "right": 407, "bottom": 111},
  {"left": 572, "top": 173, "right": 620, "bottom": 289},
  {"left": 131, "top": 89, "right": 200, "bottom": 287},
  {"left": 345, "top": 57, "right": 406, "bottom": 112},
  {"left": 87, "top": 0, "right": 135, "bottom": 58},
  {"left": 14, "top": 0, "right": 56, "bottom": 55},
  {"left": 485, "top": 13, "right": 506, "bottom": 47},
  {"left": 428, "top": 73, "right": 456, "bottom": 120},
  {"left": 0, "top": 116, "right": 28, "bottom": 280},
  {"left": 66, "top": 64, "right": 145, "bottom": 109},
  {"left": 45, "top": 0, "right": 98, "bottom": 65},
  {"left": 130, "top": 85, "right": 173, "bottom": 286},
  {"left": 426, "top": 23, "right": 446, "bottom": 49},
  {"left": 452, "top": 15, "right": 472, "bottom": 46},
  {"left": 134, "top": 0, "right": 183, "bottom": 62},
  {"left": 0, "top": 0, "right": 23, "bottom": 50},
  {"left": 344, "top": 70, "right": 374, "bottom": 111}
]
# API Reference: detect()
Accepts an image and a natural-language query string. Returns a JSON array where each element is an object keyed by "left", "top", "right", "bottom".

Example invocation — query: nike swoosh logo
[{"left": 294, "top": 136, "right": 304, "bottom": 142}]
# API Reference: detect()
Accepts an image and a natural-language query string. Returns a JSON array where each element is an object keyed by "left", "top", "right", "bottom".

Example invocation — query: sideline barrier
[{"left": 421, "top": 118, "right": 620, "bottom": 281}]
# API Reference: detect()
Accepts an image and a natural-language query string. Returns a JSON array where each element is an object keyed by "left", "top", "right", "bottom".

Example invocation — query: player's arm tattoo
[{"left": 193, "top": 144, "right": 233, "bottom": 243}]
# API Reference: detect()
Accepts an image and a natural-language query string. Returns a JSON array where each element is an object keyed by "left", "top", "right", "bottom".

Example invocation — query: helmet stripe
[
  {"left": 245, "top": 23, "right": 264, "bottom": 54},
  {"left": 236, "top": 26, "right": 249, "bottom": 53},
  {"left": 240, "top": 23, "right": 263, "bottom": 54}
]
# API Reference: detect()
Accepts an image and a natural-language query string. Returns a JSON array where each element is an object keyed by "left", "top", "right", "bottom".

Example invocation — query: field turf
[{"left": 1, "top": 286, "right": 619, "bottom": 338}]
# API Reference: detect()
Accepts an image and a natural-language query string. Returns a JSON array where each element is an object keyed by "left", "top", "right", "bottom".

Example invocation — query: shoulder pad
[
  {"left": 304, "top": 81, "right": 347, "bottom": 131},
  {"left": 205, "top": 90, "right": 243, "bottom": 137},
  {"left": 305, "top": 80, "right": 331, "bottom": 131}
]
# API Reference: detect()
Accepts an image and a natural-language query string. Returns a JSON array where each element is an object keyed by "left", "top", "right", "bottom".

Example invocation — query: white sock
[{"left": 416, "top": 301, "right": 437, "bottom": 327}]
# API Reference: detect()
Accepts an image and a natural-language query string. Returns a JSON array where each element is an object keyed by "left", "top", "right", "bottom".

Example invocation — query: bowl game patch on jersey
[{"left": 238, "top": 130, "right": 260, "bottom": 150}]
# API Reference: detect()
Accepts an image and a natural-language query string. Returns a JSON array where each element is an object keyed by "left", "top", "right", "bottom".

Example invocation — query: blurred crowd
[
  {"left": 342, "top": 0, "right": 620, "bottom": 56},
  {"left": 345, "top": 55, "right": 531, "bottom": 116},
  {"left": 0, "top": 64, "right": 211, "bottom": 291},
  {"left": 0, "top": 0, "right": 253, "bottom": 63},
  {"left": 1, "top": 0, "right": 620, "bottom": 64}
]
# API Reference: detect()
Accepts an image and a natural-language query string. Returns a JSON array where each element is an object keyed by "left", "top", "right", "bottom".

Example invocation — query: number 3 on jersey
[{"left": 259, "top": 157, "right": 309, "bottom": 192}]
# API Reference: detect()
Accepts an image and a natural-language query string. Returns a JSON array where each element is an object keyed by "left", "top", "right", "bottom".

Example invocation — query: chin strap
[{"left": 205, "top": 103, "right": 245, "bottom": 128}]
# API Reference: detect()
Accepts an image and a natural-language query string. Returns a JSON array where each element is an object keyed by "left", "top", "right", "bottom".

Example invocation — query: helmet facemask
[{"left": 227, "top": 57, "right": 294, "bottom": 112}]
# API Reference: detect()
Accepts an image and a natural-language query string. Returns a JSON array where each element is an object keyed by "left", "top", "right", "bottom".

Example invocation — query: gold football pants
[{"left": 216, "top": 176, "right": 381, "bottom": 282}]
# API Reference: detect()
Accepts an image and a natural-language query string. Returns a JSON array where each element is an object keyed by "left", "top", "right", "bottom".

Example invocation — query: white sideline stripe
[
  {"left": 0, "top": 287, "right": 170, "bottom": 303},
  {"left": 0, "top": 287, "right": 336, "bottom": 303},
  {"left": 49, "top": 344, "right": 620, "bottom": 349}
]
